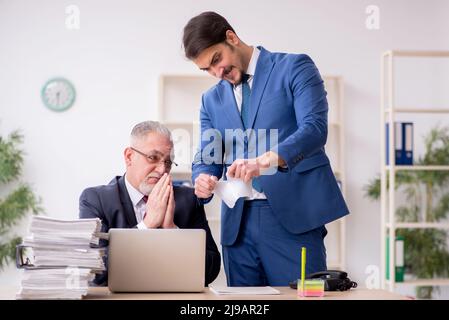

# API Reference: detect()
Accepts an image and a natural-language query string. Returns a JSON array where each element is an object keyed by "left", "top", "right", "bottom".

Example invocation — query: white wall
[{"left": 1, "top": 0, "right": 448, "bottom": 297}]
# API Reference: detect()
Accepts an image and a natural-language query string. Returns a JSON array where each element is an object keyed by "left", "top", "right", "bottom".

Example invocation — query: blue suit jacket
[{"left": 192, "top": 47, "right": 349, "bottom": 246}]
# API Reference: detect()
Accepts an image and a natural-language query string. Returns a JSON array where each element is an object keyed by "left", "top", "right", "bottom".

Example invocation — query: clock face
[{"left": 41, "top": 78, "right": 76, "bottom": 111}]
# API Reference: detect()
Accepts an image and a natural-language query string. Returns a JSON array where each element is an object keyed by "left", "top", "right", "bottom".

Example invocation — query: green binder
[{"left": 386, "top": 235, "right": 405, "bottom": 282}]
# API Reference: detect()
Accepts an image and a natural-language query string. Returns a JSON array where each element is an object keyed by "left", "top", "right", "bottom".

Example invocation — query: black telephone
[{"left": 289, "top": 270, "right": 357, "bottom": 291}]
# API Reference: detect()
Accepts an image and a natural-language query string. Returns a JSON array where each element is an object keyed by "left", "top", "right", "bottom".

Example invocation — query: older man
[{"left": 79, "top": 121, "right": 221, "bottom": 286}]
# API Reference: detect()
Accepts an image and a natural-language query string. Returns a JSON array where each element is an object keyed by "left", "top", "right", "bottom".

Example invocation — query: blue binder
[{"left": 386, "top": 122, "right": 413, "bottom": 165}]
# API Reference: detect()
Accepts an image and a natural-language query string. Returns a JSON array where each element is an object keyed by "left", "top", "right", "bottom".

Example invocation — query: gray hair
[{"left": 130, "top": 121, "right": 172, "bottom": 145}]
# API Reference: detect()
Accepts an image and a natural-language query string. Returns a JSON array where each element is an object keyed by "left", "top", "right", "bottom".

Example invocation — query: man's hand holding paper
[
  {"left": 194, "top": 173, "right": 218, "bottom": 199},
  {"left": 193, "top": 173, "right": 252, "bottom": 209},
  {"left": 227, "top": 151, "right": 284, "bottom": 182}
]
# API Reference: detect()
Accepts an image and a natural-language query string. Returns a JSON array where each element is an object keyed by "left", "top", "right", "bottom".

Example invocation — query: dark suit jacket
[{"left": 79, "top": 175, "right": 221, "bottom": 286}]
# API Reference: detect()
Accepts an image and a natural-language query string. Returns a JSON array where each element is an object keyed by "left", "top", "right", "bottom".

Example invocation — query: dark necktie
[
  {"left": 142, "top": 195, "right": 148, "bottom": 219},
  {"left": 240, "top": 74, "right": 262, "bottom": 193}
]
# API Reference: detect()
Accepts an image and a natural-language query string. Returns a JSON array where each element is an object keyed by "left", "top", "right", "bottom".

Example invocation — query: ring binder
[{"left": 16, "top": 245, "right": 34, "bottom": 269}]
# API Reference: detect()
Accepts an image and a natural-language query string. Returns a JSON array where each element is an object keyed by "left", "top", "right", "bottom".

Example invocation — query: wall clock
[{"left": 41, "top": 77, "right": 76, "bottom": 112}]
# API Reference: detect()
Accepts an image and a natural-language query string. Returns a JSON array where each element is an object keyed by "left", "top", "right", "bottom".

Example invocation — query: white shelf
[
  {"left": 327, "top": 262, "right": 343, "bottom": 270},
  {"left": 385, "top": 165, "right": 449, "bottom": 171},
  {"left": 158, "top": 75, "right": 217, "bottom": 123},
  {"left": 385, "top": 108, "right": 449, "bottom": 114},
  {"left": 384, "top": 50, "right": 449, "bottom": 58},
  {"left": 171, "top": 168, "right": 191, "bottom": 174},
  {"left": 171, "top": 170, "right": 192, "bottom": 177},
  {"left": 394, "top": 279, "right": 449, "bottom": 287},
  {"left": 323, "top": 76, "right": 346, "bottom": 270},
  {"left": 380, "top": 49, "right": 449, "bottom": 293},
  {"left": 162, "top": 121, "right": 197, "bottom": 126},
  {"left": 386, "top": 223, "right": 449, "bottom": 229}
]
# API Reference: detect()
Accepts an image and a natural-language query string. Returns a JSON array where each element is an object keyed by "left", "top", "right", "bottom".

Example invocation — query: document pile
[{"left": 16, "top": 216, "right": 105, "bottom": 299}]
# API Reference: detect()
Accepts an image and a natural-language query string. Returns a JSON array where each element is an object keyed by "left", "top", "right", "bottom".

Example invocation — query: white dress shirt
[
  {"left": 124, "top": 175, "right": 149, "bottom": 229},
  {"left": 232, "top": 46, "right": 266, "bottom": 200}
]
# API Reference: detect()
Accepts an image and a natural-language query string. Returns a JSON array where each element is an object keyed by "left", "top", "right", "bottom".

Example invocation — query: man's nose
[
  {"left": 154, "top": 161, "right": 167, "bottom": 173},
  {"left": 210, "top": 66, "right": 224, "bottom": 79}
]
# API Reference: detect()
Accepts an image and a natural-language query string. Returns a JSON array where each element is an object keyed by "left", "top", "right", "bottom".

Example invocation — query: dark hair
[{"left": 183, "top": 11, "right": 235, "bottom": 60}]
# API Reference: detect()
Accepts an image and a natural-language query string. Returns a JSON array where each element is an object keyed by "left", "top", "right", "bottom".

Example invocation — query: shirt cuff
[{"left": 137, "top": 221, "right": 148, "bottom": 229}]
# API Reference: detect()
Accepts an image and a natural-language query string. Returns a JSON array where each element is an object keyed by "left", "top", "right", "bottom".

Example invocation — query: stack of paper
[
  {"left": 25, "top": 215, "right": 102, "bottom": 246},
  {"left": 17, "top": 268, "right": 96, "bottom": 300},
  {"left": 16, "top": 216, "right": 105, "bottom": 300}
]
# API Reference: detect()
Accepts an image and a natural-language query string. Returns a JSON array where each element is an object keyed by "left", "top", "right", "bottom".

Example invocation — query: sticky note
[{"left": 297, "top": 279, "right": 325, "bottom": 297}]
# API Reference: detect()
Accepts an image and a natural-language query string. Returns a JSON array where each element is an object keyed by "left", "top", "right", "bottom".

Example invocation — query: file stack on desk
[{"left": 16, "top": 216, "right": 105, "bottom": 300}]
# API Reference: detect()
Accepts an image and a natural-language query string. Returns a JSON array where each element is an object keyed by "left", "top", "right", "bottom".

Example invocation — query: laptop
[{"left": 108, "top": 228, "right": 205, "bottom": 292}]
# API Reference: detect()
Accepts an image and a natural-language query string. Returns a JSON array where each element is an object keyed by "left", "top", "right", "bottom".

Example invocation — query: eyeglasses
[{"left": 131, "top": 147, "right": 178, "bottom": 169}]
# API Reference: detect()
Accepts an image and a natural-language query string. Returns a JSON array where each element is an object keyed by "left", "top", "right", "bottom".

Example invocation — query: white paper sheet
[
  {"left": 209, "top": 285, "right": 281, "bottom": 295},
  {"left": 214, "top": 177, "right": 252, "bottom": 208}
]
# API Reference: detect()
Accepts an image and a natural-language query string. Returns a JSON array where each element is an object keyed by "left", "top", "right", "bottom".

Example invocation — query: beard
[
  {"left": 138, "top": 181, "right": 153, "bottom": 196},
  {"left": 223, "top": 66, "right": 243, "bottom": 84},
  {"left": 138, "top": 174, "right": 159, "bottom": 195}
]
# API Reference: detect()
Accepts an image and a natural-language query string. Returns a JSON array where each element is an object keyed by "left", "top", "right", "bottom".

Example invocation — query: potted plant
[{"left": 0, "top": 129, "right": 42, "bottom": 269}]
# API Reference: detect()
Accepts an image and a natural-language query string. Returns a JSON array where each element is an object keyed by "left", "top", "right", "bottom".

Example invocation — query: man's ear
[
  {"left": 225, "top": 30, "right": 239, "bottom": 46},
  {"left": 124, "top": 147, "right": 133, "bottom": 167}
]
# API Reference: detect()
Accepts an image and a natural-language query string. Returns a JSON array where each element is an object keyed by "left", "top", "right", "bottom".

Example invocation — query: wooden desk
[
  {"left": 84, "top": 287, "right": 409, "bottom": 300},
  {"left": 0, "top": 286, "right": 408, "bottom": 300}
]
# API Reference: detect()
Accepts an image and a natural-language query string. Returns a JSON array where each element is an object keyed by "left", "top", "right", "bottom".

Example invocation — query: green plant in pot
[
  {"left": 365, "top": 125, "right": 449, "bottom": 299},
  {"left": 0, "top": 129, "right": 42, "bottom": 269}
]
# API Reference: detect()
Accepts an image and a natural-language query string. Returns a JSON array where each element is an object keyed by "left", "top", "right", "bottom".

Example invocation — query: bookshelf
[
  {"left": 322, "top": 76, "right": 346, "bottom": 271},
  {"left": 158, "top": 73, "right": 347, "bottom": 282},
  {"left": 380, "top": 50, "right": 449, "bottom": 291}
]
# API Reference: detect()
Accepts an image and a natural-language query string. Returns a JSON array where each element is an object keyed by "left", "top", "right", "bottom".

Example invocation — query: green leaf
[
  {"left": 0, "top": 130, "right": 24, "bottom": 185},
  {"left": 0, "top": 236, "right": 22, "bottom": 270},
  {"left": 363, "top": 171, "right": 418, "bottom": 200},
  {"left": 0, "top": 184, "right": 42, "bottom": 235}
]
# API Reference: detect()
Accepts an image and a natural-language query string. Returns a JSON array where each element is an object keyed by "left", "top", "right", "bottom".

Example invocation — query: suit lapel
[
  {"left": 248, "top": 47, "right": 275, "bottom": 129},
  {"left": 216, "top": 80, "right": 244, "bottom": 130},
  {"left": 117, "top": 175, "right": 138, "bottom": 227}
]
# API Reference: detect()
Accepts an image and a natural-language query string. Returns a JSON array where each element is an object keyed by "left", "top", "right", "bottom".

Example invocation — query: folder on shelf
[
  {"left": 386, "top": 235, "right": 405, "bottom": 282},
  {"left": 386, "top": 122, "right": 413, "bottom": 165},
  {"left": 403, "top": 123, "right": 413, "bottom": 165}
]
